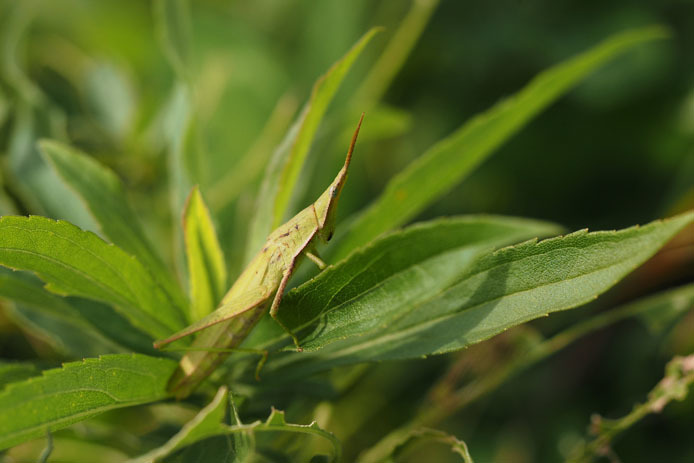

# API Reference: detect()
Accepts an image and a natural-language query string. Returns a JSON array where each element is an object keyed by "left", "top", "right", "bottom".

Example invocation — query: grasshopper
[{"left": 154, "top": 114, "right": 364, "bottom": 399}]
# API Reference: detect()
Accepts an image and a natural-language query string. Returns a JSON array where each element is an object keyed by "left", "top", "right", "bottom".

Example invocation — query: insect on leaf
[{"left": 154, "top": 115, "right": 365, "bottom": 399}]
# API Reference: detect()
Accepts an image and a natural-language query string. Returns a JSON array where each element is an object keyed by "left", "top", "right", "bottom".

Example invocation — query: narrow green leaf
[
  {"left": 634, "top": 283, "right": 694, "bottom": 334},
  {"left": 183, "top": 186, "right": 227, "bottom": 322},
  {"left": 40, "top": 140, "right": 189, "bottom": 319},
  {"left": 128, "top": 386, "right": 230, "bottom": 463},
  {"left": 162, "top": 84, "right": 201, "bottom": 278},
  {"left": 0, "top": 216, "right": 186, "bottom": 339},
  {"left": 331, "top": 25, "right": 671, "bottom": 260},
  {"left": 246, "top": 28, "right": 380, "bottom": 260},
  {"left": 354, "top": 0, "right": 440, "bottom": 105},
  {"left": 206, "top": 93, "right": 298, "bottom": 212},
  {"left": 0, "top": 354, "right": 177, "bottom": 450},
  {"left": 246, "top": 215, "right": 563, "bottom": 350},
  {"left": 264, "top": 211, "right": 694, "bottom": 378},
  {"left": 153, "top": 0, "right": 192, "bottom": 82}
]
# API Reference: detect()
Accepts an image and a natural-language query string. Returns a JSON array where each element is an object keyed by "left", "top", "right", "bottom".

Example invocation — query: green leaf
[
  {"left": 331, "top": 25, "right": 671, "bottom": 260},
  {"left": 206, "top": 93, "right": 299, "bottom": 212},
  {"left": 128, "top": 386, "right": 230, "bottom": 463},
  {"left": 6, "top": 437, "right": 128, "bottom": 463},
  {"left": 40, "top": 140, "right": 189, "bottom": 319},
  {"left": 0, "top": 3, "right": 97, "bottom": 231},
  {"left": 246, "top": 27, "right": 381, "bottom": 260},
  {"left": 128, "top": 388, "right": 339, "bottom": 462},
  {"left": 0, "top": 362, "right": 38, "bottom": 392},
  {"left": 263, "top": 211, "right": 694, "bottom": 378},
  {"left": 354, "top": 0, "right": 440, "bottom": 106},
  {"left": 0, "top": 354, "right": 177, "bottom": 450},
  {"left": 0, "top": 216, "right": 186, "bottom": 339},
  {"left": 161, "top": 84, "right": 202, "bottom": 278},
  {"left": 632, "top": 283, "right": 694, "bottom": 334},
  {"left": 6, "top": 303, "right": 118, "bottom": 358},
  {"left": 246, "top": 215, "right": 563, "bottom": 350},
  {"left": 0, "top": 269, "right": 158, "bottom": 355},
  {"left": 386, "top": 428, "right": 474, "bottom": 463},
  {"left": 183, "top": 187, "right": 227, "bottom": 322},
  {"left": 153, "top": 0, "right": 192, "bottom": 82}
]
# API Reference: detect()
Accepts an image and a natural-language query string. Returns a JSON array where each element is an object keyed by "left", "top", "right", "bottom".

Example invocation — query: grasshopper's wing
[{"left": 154, "top": 284, "right": 274, "bottom": 348}]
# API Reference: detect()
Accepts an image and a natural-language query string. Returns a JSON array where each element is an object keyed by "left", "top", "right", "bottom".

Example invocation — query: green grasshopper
[{"left": 155, "top": 114, "right": 364, "bottom": 399}]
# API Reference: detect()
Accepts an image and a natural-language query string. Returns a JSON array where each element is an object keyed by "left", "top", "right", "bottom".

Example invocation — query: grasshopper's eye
[
  {"left": 327, "top": 231, "right": 334, "bottom": 241},
  {"left": 330, "top": 187, "right": 338, "bottom": 198}
]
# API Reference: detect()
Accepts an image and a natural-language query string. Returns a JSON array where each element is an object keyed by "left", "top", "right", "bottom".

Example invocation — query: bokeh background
[{"left": 1, "top": 0, "right": 693, "bottom": 461}]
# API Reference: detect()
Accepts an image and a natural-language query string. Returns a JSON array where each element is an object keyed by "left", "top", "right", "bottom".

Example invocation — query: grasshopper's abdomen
[{"left": 168, "top": 303, "right": 268, "bottom": 399}]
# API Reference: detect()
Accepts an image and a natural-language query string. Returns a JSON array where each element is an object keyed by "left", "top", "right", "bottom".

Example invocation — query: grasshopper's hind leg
[{"left": 269, "top": 262, "right": 304, "bottom": 351}]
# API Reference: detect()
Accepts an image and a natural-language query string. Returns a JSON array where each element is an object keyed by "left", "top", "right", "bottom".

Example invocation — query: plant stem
[
  {"left": 358, "top": 284, "right": 694, "bottom": 463},
  {"left": 566, "top": 354, "right": 694, "bottom": 463}
]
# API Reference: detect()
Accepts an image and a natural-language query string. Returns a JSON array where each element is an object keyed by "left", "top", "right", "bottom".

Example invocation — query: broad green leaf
[
  {"left": 0, "top": 216, "right": 186, "bottom": 339},
  {"left": 0, "top": 354, "right": 177, "bottom": 450},
  {"left": 246, "top": 28, "right": 380, "bottom": 260},
  {"left": 331, "top": 25, "right": 671, "bottom": 260},
  {"left": 0, "top": 269, "right": 158, "bottom": 355},
  {"left": 262, "top": 211, "right": 694, "bottom": 378},
  {"left": 246, "top": 215, "right": 563, "bottom": 350},
  {"left": 128, "top": 386, "right": 231, "bottom": 463},
  {"left": 40, "top": 140, "right": 189, "bottom": 319},
  {"left": 183, "top": 187, "right": 227, "bottom": 322}
]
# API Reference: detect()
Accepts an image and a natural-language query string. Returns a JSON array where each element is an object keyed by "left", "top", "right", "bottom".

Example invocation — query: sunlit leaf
[
  {"left": 0, "top": 216, "right": 186, "bottom": 339},
  {"left": 261, "top": 211, "right": 694, "bottom": 378},
  {"left": 183, "top": 186, "right": 227, "bottom": 322}
]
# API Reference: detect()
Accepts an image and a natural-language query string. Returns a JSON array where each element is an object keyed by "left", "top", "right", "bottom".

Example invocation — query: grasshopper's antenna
[{"left": 345, "top": 112, "right": 365, "bottom": 168}]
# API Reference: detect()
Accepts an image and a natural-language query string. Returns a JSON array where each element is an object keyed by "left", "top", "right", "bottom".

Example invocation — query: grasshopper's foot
[{"left": 291, "top": 334, "right": 304, "bottom": 352}]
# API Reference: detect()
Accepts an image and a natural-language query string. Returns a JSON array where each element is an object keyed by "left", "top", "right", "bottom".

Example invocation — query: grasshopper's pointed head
[{"left": 315, "top": 113, "right": 364, "bottom": 243}]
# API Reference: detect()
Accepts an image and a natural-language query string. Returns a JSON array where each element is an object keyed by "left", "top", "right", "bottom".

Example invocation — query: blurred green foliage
[{"left": 0, "top": 0, "right": 693, "bottom": 461}]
